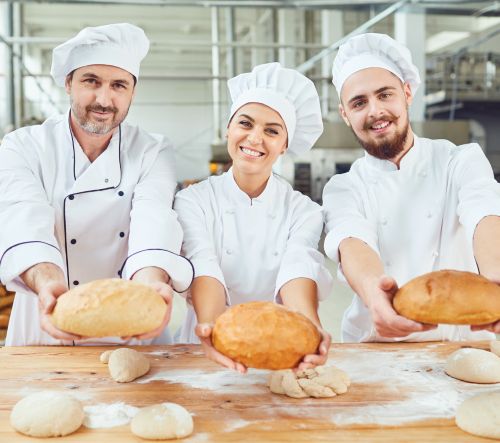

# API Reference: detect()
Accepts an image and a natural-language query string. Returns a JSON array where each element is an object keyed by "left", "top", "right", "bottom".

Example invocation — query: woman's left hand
[{"left": 295, "top": 327, "right": 331, "bottom": 371}]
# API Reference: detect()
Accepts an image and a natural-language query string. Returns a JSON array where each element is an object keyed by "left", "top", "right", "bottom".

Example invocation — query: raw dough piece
[
  {"left": 107, "top": 348, "right": 150, "bottom": 382},
  {"left": 51, "top": 278, "right": 167, "bottom": 337},
  {"left": 455, "top": 391, "right": 500, "bottom": 439},
  {"left": 131, "top": 403, "right": 193, "bottom": 440},
  {"left": 269, "top": 366, "right": 351, "bottom": 399},
  {"left": 491, "top": 340, "right": 500, "bottom": 357},
  {"left": 100, "top": 350, "right": 113, "bottom": 363},
  {"left": 10, "top": 391, "right": 84, "bottom": 437},
  {"left": 445, "top": 348, "right": 500, "bottom": 383},
  {"left": 212, "top": 301, "right": 321, "bottom": 370}
]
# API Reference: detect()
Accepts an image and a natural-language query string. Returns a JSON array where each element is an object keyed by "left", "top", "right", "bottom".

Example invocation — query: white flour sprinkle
[
  {"left": 18, "top": 386, "right": 94, "bottom": 402},
  {"left": 137, "top": 368, "right": 268, "bottom": 393},
  {"left": 83, "top": 402, "right": 139, "bottom": 428},
  {"left": 224, "top": 418, "right": 252, "bottom": 432},
  {"left": 272, "top": 347, "right": 500, "bottom": 426}
]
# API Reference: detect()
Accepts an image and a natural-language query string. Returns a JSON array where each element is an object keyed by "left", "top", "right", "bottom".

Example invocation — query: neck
[
  {"left": 391, "top": 128, "right": 415, "bottom": 168},
  {"left": 232, "top": 167, "right": 271, "bottom": 199},
  {"left": 69, "top": 113, "right": 115, "bottom": 163}
]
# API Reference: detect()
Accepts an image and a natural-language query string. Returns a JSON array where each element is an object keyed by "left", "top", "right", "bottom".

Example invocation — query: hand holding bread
[
  {"left": 393, "top": 270, "right": 500, "bottom": 326},
  {"left": 50, "top": 279, "right": 170, "bottom": 338}
]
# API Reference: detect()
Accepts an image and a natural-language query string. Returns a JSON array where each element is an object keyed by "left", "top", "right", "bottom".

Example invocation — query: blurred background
[{"left": 1, "top": 0, "right": 500, "bottom": 342}]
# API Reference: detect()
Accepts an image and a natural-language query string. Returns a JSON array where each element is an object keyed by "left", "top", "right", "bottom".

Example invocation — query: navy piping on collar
[
  {"left": 63, "top": 122, "right": 123, "bottom": 288},
  {"left": 0, "top": 241, "right": 61, "bottom": 284},
  {"left": 118, "top": 248, "right": 195, "bottom": 293}
]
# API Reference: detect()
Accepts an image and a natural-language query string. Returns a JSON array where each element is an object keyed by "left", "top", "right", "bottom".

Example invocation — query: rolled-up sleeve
[
  {"left": 455, "top": 144, "right": 500, "bottom": 243},
  {"left": 322, "top": 174, "right": 379, "bottom": 264},
  {"left": 174, "top": 185, "right": 228, "bottom": 302},
  {"left": 274, "top": 195, "right": 333, "bottom": 301},
  {"left": 0, "top": 140, "right": 65, "bottom": 287},
  {"left": 122, "top": 138, "right": 194, "bottom": 292}
]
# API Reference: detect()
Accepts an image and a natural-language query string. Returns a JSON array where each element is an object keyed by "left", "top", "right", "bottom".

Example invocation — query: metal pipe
[
  {"left": 5, "top": 2, "right": 15, "bottom": 129},
  {"left": 211, "top": 6, "right": 221, "bottom": 142},
  {"left": 295, "top": 0, "right": 414, "bottom": 73},
  {"left": 224, "top": 7, "right": 235, "bottom": 78}
]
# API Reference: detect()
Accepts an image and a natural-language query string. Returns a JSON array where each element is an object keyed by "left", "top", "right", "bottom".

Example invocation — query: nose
[
  {"left": 247, "top": 128, "right": 263, "bottom": 146},
  {"left": 94, "top": 86, "right": 113, "bottom": 108},
  {"left": 367, "top": 98, "right": 383, "bottom": 119}
]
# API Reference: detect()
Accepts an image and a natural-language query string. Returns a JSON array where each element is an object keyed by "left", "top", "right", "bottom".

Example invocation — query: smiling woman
[{"left": 173, "top": 62, "right": 333, "bottom": 373}]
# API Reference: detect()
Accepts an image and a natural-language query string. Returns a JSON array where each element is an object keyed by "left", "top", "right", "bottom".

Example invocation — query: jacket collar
[{"left": 224, "top": 167, "right": 275, "bottom": 206}]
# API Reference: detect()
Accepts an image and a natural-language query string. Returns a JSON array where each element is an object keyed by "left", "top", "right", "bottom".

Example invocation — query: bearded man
[
  {"left": 0, "top": 23, "right": 193, "bottom": 346},
  {"left": 322, "top": 33, "right": 500, "bottom": 342}
]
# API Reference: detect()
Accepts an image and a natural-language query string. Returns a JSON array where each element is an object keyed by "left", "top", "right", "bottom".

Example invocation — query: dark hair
[{"left": 65, "top": 69, "right": 137, "bottom": 86}]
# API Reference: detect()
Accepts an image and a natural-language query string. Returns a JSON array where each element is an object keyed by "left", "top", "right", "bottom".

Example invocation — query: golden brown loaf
[
  {"left": 50, "top": 279, "right": 167, "bottom": 337},
  {"left": 393, "top": 270, "right": 500, "bottom": 325},
  {"left": 212, "top": 301, "right": 321, "bottom": 370}
]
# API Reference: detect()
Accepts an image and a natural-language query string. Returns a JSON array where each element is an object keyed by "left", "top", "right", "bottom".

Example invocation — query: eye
[
  {"left": 113, "top": 83, "right": 127, "bottom": 90},
  {"left": 239, "top": 120, "right": 252, "bottom": 128},
  {"left": 380, "top": 92, "right": 392, "bottom": 99},
  {"left": 265, "top": 128, "right": 279, "bottom": 136},
  {"left": 352, "top": 100, "right": 366, "bottom": 109},
  {"left": 83, "top": 78, "right": 97, "bottom": 84}
]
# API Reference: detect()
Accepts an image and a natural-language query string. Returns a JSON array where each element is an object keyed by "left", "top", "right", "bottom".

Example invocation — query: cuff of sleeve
[
  {"left": 324, "top": 228, "right": 379, "bottom": 263},
  {"left": 274, "top": 259, "right": 333, "bottom": 303},
  {"left": 0, "top": 241, "right": 64, "bottom": 285},
  {"left": 191, "top": 258, "right": 231, "bottom": 306},
  {"left": 121, "top": 249, "right": 194, "bottom": 293},
  {"left": 466, "top": 209, "right": 500, "bottom": 245}
]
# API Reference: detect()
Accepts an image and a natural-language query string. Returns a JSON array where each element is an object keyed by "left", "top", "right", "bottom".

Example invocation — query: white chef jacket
[
  {"left": 323, "top": 135, "right": 500, "bottom": 343},
  {"left": 0, "top": 111, "right": 194, "bottom": 346},
  {"left": 173, "top": 168, "right": 333, "bottom": 343}
]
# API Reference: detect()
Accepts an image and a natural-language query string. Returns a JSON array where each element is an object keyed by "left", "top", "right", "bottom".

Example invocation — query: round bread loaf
[
  {"left": 50, "top": 279, "right": 167, "bottom": 337},
  {"left": 393, "top": 270, "right": 500, "bottom": 325},
  {"left": 212, "top": 301, "right": 321, "bottom": 370}
]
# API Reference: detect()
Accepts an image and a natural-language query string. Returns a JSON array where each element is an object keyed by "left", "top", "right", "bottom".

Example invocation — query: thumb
[
  {"left": 379, "top": 274, "right": 398, "bottom": 292},
  {"left": 195, "top": 323, "right": 213, "bottom": 338}
]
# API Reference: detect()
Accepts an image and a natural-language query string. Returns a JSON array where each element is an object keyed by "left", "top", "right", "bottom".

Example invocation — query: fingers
[
  {"left": 40, "top": 315, "right": 81, "bottom": 341},
  {"left": 378, "top": 274, "right": 399, "bottom": 296},
  {"left": 471, "top": 321, "right": 500, "bottom": 333},
  {"left": 195, "top": 323, "right": 214, "bottom": 339},
  {"left": 318, "top": 329, "right": 331, "bottom": 355}
]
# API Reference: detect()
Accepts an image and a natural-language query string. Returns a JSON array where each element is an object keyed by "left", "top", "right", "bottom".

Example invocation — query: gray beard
[{"left": 70, "top": 97, "right": 129, "bottom": 135}]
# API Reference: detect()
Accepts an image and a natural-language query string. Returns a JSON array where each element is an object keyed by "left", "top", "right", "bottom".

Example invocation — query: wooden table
[{"left": 0, "top": 341, "right": 497, "bottom": 442}]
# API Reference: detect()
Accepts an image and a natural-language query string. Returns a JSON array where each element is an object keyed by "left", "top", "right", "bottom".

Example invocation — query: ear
[
  {"left": 339, "top": 104, "right": 351, "bottom": 127},
  {"left": 403, "top": 82, "right": 413, "bottom": 106},
  {"left": 64, "top": 76, "right": 72, "bottom": 95}
]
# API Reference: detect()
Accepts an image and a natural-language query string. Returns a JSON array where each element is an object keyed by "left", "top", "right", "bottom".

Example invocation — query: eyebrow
[
  {"left": 80, "top": 73, "right": 131, "bottom": 85},
  {"left": 238, "top": 113, "right": 284, "bottom": 129},
  {"left": 347, "top": 86, "right": 397, "bottom": 105}
]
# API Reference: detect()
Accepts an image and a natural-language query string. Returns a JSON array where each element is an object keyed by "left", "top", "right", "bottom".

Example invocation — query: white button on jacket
[
  {"left": 0, "top": 111, "right": 194, "bottom": 346},
  {"left": 323, "top": 135, "right": 500, "bottom": 343},
  {"left": 174, "top": 168, "right": 333, "bottom": 344}
]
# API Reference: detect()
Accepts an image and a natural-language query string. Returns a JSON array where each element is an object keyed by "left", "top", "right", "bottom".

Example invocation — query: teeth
[
  {"left": 372, "top": 121, "right": 390, "bottom": 130},
  {"left": 241, "top": 147, "right": 262, "bottom": 157}
]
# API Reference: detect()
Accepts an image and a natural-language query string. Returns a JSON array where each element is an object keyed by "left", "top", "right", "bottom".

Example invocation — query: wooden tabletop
[{"left": 0, "top": 341, "right": 497, "bottom": 442}]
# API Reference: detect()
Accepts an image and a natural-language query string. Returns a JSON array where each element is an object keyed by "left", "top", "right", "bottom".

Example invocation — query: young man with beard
[
  {"left": 0, "top": 23, "right": 193, "bottom": 346},
  {"left": 322, "top": 33, "right": 500, "bottom": 342}
]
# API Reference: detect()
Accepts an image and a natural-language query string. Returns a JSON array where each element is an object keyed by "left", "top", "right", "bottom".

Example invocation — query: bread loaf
[
  {"left": 50, "top": 279, "right": 167, "bottom": 337},
  {"left": 393, "top": 270, "right": 500, "bottom": 325},
  {"left": 212, "top": 301, "right": 321, "bottom": 370}
]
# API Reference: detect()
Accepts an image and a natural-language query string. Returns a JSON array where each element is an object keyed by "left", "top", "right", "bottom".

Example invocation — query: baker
[
  {"left": 323, "top": 33, "right": 500, "bottom": 342},
  {"left": 174, "top": 63, "right": 332, "bottom": 372},
  {"left": 0, "top": 23, "right": 193, "bottom": 346}
]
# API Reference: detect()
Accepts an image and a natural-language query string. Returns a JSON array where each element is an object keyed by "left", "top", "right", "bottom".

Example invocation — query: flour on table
[
  {"left": 83, "top": 402, "right": 139, "bottom": 428},
  {"left": 137, "top": 368, "right": 268, "bottom": 394}
]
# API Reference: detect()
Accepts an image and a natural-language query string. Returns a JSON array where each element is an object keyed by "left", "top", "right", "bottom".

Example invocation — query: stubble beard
[{"left": 70, "top": 97, "right": 130, "bottom": 135}]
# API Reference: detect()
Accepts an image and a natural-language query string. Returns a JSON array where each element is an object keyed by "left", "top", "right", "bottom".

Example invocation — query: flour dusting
[
  {"left": 137, "top": 368, "right": 268, "bottom": 393},
  {"left": 83, "top": 402, "right": 139, "bottom": 428}
]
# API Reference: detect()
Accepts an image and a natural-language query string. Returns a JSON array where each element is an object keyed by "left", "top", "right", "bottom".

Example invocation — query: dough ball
[
  {"left": 445, "top": 348, "right": 500, "bottom": 383},
  {"left": 269, "top": 366, "right": 351, "bottom": 399},
  {"left": 491, "top": 340, "right": 500, "bottom": 357},
  {"left": 212, "top": 301, "right": 321, "bottom": 370},
  {"left": 108, "top": 348, "right": 150, "bottom": 383},
  {"left": 100, "top": 350, "right": 113, "bottom": 363},
  {"left": 51, "top": 278, "right": 167, "bottom": 337},
  {"left": 131, "top": 403, "right": 193, "bottom": 440},
  {"left": 10, "top": 391, "right": 84, "bottom": 437},
  {"left": 393, "top": 270, "right": 500, "bottom": 325},
  {"left": 456, "top": 391, "right": 500, "bottom": 439}
]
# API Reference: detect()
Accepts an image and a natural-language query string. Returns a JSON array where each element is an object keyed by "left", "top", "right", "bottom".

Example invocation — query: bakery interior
[{"left": 1, "top": 0, "right": 500, "bottom": 441}]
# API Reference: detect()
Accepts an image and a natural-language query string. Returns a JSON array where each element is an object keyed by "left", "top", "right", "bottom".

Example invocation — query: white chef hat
[
  {"left": 228, "top": 62, "right": 323, "bottom": 156},
  {"left": 332, "top": 33, "right": 421, "bottom": 97},
  {"left": 50, "top": 23, "right": 149, "bottom": 87}
]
